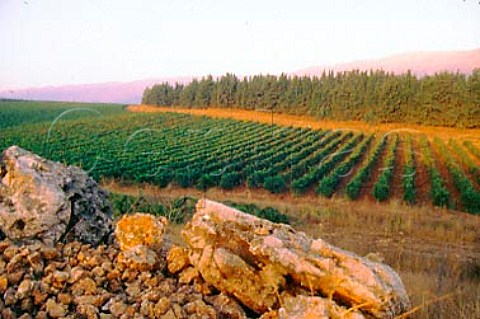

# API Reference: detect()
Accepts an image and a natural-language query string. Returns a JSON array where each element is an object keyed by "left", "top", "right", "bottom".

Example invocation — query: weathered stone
[
  {"left": 0, "top": 146, "right": 113, "bottom": 245},
  {"left": 117, "top": 245, "right": 159, "bottom": 272},
  {"left": 109, "top": 301, "right": 128, "bottom": 317},
  {"left": 115, "top": 213, "right": 167, "bottom": 252},
  {"left": 155, "top": 297, "right": 171, "bottom": 317},
  {"left": 275, "top": 295, "right": 366, "bottom": 319},
  {"left": 167, "top": 246, "right": 190, "bottom": 274},
  {"left": 1, "top": 308, "right": 15, "bottom": 319},
  {"left": 46, "top": 298, "right": 67, "bottom": 318},
  {"left": 205, "top": 294, "right": 247, "bottom": 319},
  {"left": 183, "top": 199, "right": 410, "bottom": 318},
  {"left": 183, "top": 300, "right": 217, "bottom": 318},
  {"left": 16, "top": 279, "right": 33, "bottom": 299},
  {"left": 0, "top": 275, "right": 8, "bottom": 293}
]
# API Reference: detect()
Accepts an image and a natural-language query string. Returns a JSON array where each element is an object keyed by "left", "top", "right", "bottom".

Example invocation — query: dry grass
[
  {"left": 103, "top": 179, "right": 480, "bottom": 319},
  {"left": 128, "top": 105, "right": 480, "bottom": 142}
]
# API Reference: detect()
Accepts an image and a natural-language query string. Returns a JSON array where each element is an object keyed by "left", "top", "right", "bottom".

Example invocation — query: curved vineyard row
[{"left": 1, "top": 107, "right": 479, "bottom": 214}]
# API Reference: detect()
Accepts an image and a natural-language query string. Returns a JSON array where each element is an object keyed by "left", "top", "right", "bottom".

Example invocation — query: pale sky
[{"left": 1, "top": 0, "right": 479, "bottom": 89}]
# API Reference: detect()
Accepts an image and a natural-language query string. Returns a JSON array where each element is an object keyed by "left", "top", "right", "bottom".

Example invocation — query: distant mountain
[
  {"left": 0, "top": 77, "right": 192, "bottom": 104},
  {"left": 1, "top": 49, "right": 479, "bottom": 104},
  {"left": 295, "top": 48, "right": 480, "bottom": 77}
]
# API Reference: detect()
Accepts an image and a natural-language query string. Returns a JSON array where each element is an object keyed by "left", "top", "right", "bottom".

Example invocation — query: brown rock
[
  {"left": 35, "top": 311, "right": 48, "bottom": 319},
  {"left": 46, "top": 298, "right": 67, "bottom": 318},
  {"left": 1, "top": 308, "right": 15, "bottom": 319},
  {"left": 77, "top": 304, "right": 100, "bottom": 319},
  {"left": 183, "top": 199, "right": 410, "bottom": 318},
  {"left": 57, "top": 292, "right": 73, "bottom": 305},
  {"left": 167, "top": 246, "right": 190, "bottom": 274},
  {"left": 115, "top": 213, "right": 167, "bottom": 252},
  {"left": 183, "top": 300, "right": 217, "bottom": 318},
  {"left": 16, "top": 279, "right": 33, "bottom": 299},
  {"left": 275, "top": 295, "right": 366, "bottom": 319},
  {"left": 205, "top": 294, "right": 247, "bottom": 319},
  {"left": 140, "top": 300, "right": 155, "bottom": 318},
  {"left": 7, "top": 270, "right": 24, "bottom": 285},
  {"left": 155, "top": 297, "right": 171, "bottom": 317},
  {"left": 72, "top": 277, "right": 97, "bottom": 296},
  {"left": 109, "top": 301, "right": 128, "bottom": 318},
  {"left": 41, "top": 246, "right": 59, "bottom": 260},
  {"left": 160, "top": 309, "right": 177, "bottom": 319},
  {"left": 117, "top": 245, "right": 159, "bottom": 272},
  {"left": 4, "top": 287, "right": 17, "bottom": 306},
  {"left": 178, "top": 267, "right": 200, "bottom": 285},
  {"left": 0, "top": 275, "right": 8, "bottom": 293},
  {"left": 52, "top": 270, "right": 70, "bottom": 288}
]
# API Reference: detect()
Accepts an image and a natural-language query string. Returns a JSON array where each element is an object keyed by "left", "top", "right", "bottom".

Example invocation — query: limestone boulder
[
  {"left": 183, "top": 199, "right": 410, "bottom": 318},
  {"left": 0, "top": 146, "right": 112, "bottom": 246}
]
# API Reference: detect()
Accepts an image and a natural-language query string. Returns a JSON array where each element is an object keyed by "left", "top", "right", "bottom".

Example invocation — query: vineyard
[{"left": 1, "top": 101, "right": 480, "bottom": 214}]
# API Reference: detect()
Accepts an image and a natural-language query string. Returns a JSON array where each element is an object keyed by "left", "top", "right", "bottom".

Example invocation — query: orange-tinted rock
[
  {"left": 115, "top": 213, "right": 167, "bottom": 252},
  {"left": 167, "top": 246, "right": 190, "bottom": 274},
  {"left": 183, "top": 199, "right": 410, "bottom": 318}
]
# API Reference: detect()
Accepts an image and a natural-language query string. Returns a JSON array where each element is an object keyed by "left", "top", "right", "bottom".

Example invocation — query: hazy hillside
[
  {"left": 1, "top": 49, "right": 479, "bottom": 104},
  {"left": 0, "top": 77, "right": 192, "bottom": 104},
  {"left": 295, "top": 48, "right": 480, "bottom": 76}
]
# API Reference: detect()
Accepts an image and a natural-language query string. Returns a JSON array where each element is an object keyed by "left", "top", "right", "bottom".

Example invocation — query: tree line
[{"left": 142, "top": 70, "right": 480, "bottom": 128}]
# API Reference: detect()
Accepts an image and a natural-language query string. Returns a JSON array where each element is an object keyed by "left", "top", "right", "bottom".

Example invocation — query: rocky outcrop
[
  {"left": 0, "top": 146, "right": 113, "bottom": 246},
  {"left": 183, "top": 199, "right": 410, "bottom": 318}
]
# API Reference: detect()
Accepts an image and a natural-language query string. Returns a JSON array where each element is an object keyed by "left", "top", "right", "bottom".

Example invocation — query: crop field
[
  {"left": 1, "top": 101, "right": 479, "bottom": 214},
  {"left": 0, "top": 100, "right": 125, "bottom": 130}
]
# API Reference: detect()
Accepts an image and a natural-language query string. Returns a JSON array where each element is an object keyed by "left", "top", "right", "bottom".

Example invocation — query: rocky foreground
[{"left": 0, "top": 146, "right": 410, "bottom": 318}]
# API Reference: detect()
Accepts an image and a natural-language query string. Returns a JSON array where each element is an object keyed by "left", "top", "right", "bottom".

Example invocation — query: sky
[{"left": 1, "top": 0, "right": 479, "bottom": 89}]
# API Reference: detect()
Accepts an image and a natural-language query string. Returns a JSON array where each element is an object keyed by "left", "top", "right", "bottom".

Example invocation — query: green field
[
  {"left": 0, "top": 100, "right": 125, "bottom": 130},
  {"left": 1, "top": 100, "right": 479, "bottom": 214}
]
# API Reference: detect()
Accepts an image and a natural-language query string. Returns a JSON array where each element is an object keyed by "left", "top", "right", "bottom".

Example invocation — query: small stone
[
  {"left": 183, "top": 300, "right": 217, "bottom": 318},
  {"left": 18, "top": 314, "right": 33, "bottom": 319},
  {"left": 1, "top": 308, "right": 15, "bottom": 319},
  {"left": 155, "top": 297, "right": 171, "bottom": 317},
  {"left": 32, "top": 288, "right": 49, "bottom": 305},
  {"left": 205, "top": 294, "right": 247, "bottom": 319},
  {"left": 69, "top": 266, "right": 86, "bottom": 284},
  {"left": 72, "top": 277, "right": 97, "bottom": 295},
  {"left": 160, "top": 309, "right": 177, "bottom": 319},
  {"left": 52, "top": 270, "right": 69, "bottom": 288},
  {"left": 117, "top": 245, "right": 158, "bottom": 272},
  {"left": 3, "top": 246, "right": 19, "bottom": 261},
  {"left": 92, "top": 266, "right": 105, "bottom": 278},
  {"left": 115, "top": 213, "right": 167, "bottom": 252},
  {"left": 109, "top": 301, "right": 128, "bottom": 317},
  {"left": 4, "top": 287, "right": 17, "bottom": 306},
  {"left": 178, "top": 267, "right": 199, "bottom": 285},
  {"left": 167, "top": 246, "right": 190, "bottom": 274},
  {"left": 46, "top": 298, "right": 67, "bottom": 318},
  {"left": 77, "top": 304, "right": 100, "bottom": 319},
  {"left": 35, "top": 311, "right": 48, "bottom": 319},
  {"left": 0, "top": 275, "right": 8, "bottom": 293},
  {"left": 20, "top": 297, "right": 34, "bottom": 312},
  {"left": 7, "top": 270, "right": 24, "bottom": 285},
  {"left": 140, "top": 300, "right": 155, "bottom": 317},
  {"left": 57, "top": 292, "right": 73, "bottom": 305},
  {"left": 41, "top": 246, "right": 59, "bottom": 260},
  {"left": 16, "top": 279, "right": 33, "bottom": 299}
]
